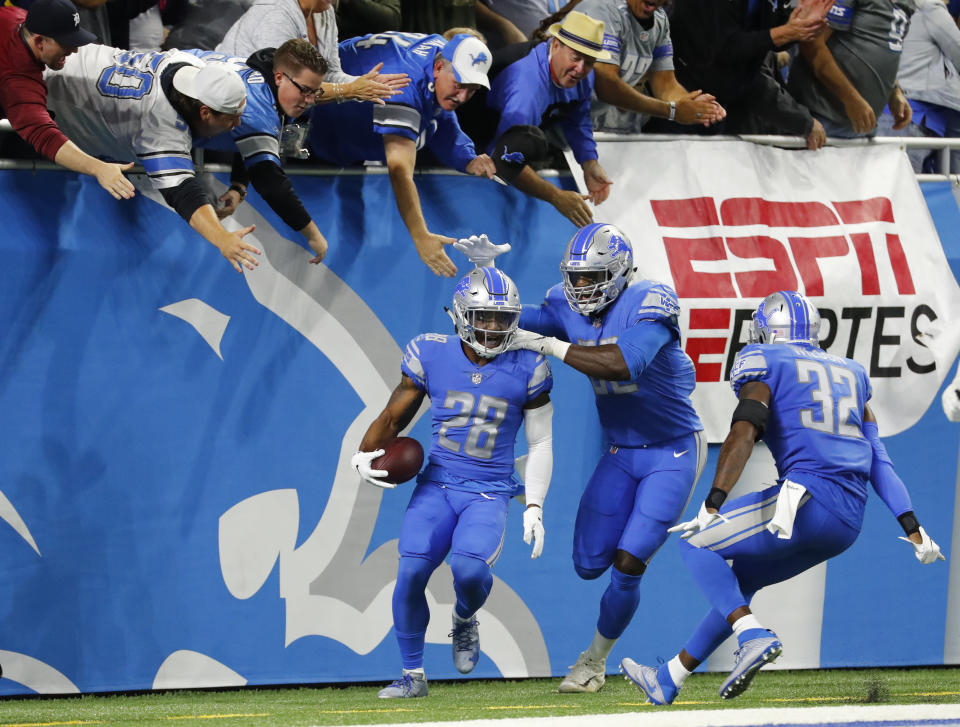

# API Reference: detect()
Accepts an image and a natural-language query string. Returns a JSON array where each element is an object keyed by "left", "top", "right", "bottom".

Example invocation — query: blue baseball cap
[{"left": 440, "top": 34, "right": 491, "bottom": 89}]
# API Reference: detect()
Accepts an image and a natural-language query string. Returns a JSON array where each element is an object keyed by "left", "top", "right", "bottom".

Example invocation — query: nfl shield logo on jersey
[{"left": 472, "top": 372, "right": 483, "bottom": 385}]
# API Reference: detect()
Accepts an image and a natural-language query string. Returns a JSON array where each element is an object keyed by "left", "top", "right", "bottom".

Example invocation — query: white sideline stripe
[{"left": 327, "top": 702, "right": 960, "bottom": 727}]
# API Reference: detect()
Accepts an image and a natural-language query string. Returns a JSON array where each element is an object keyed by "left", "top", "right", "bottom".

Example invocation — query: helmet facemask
[
  {"left": 455, "top": 305, "right": 521, "bottom": 358},
  {"left": 561, "top": 264, "right": 624, "bottom": 315}
]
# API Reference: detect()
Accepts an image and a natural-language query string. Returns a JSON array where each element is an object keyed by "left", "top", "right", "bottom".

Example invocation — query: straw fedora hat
[{"left": 547, "top": 11, "right": 612, "bottom": 61}]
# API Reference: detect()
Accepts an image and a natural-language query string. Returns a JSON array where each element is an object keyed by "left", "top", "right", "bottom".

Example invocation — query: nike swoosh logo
[{"left": 673, "top": 450, "right": 688, "bottom": 458}]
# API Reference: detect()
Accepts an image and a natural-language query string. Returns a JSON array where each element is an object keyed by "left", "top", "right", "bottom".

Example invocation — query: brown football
[{"left": 372, "top": 437, "right": 424, "bottom": 484}]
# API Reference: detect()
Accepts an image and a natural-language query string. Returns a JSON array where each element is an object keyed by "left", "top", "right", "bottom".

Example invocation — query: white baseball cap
[
  {"left": 173, "top": 64, "right": 247, "bottom": 115},
  {"left": 440, "top": 34, "right": 492, "bottom": 89}
]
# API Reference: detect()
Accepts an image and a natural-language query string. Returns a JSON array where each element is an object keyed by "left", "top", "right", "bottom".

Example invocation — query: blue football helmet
[
  {"left": 560, "top": 223, "right": 634, "bottom": 315},
  {"left": 452, "top": 267, "right": 522, "bottom": 358},
  {"left": 749, "top": 291, "right": 821, "bottom": 345}
]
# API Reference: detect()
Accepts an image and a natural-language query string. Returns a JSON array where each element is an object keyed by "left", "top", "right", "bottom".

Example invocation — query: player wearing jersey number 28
[
  {"left": 619, "top": 290, "right": 944, "bottom": 705},
  {"left": 351, "top": 265, "right": 554, "bottom": 698}
]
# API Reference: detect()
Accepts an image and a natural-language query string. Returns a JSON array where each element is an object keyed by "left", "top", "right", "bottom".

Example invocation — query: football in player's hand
[{"left": 372, "top": 437, "right": 424, "bottom": 484}]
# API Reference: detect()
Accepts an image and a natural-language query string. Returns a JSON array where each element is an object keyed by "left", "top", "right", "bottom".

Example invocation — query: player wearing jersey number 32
[
  {"left": 351, "top": 266, "right": 554, "bottom": 698},
  {"left": 619, "top": 290, "right": 944, "bottom": 705}
]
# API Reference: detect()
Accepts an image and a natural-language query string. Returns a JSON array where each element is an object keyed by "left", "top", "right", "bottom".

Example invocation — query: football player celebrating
[
  {"left": 498, "top": 224, "right": 707, "bottom": 693},
  {"left": 351, "top": 266, "right": 554, "bottom": 698},
  {"left": 620, "top": 291, "right": 944, "bottom": 704}
]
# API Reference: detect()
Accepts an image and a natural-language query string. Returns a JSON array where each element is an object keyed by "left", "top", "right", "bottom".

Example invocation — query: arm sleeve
[
  {"left": 159, "top": 176, "right": 213, "bottom": 221},
  {"left": 616, "top": 319, "right": 673, "bottom": 379},
  {"left": 560, "top": 84, "right": 598, "bottom": 164},
  {"left": 426, "top": 112, "right": 478, "bottom": 172},
  {"left": 519, "top": 300, "right": 566, "bottom": 339},
  {"left": 715, "top": 1, "right": 777, "bottom": 61},
  {"left": 863, "top": 420, "right": 914, "bottom": 517},
  {"left": 927, "top": 2, "right": 960, "bottom": 71},
  {"left": 230, "top": 152, "right": 250, "bottom": 187},
  {"left": 315, "top": 8, "right": 357, "bottom": 85},
  {"left": 490, "top": 68, "right": 545, "bottom": 141},
  {"left": 246, "top": 160, "right": 312, "bottom": 232},
  {"left": 522, "top": 401, "right": 553, "bottom": 508},
  {"left": 0, "top": 73, "right": 69, "bottom": 160}
]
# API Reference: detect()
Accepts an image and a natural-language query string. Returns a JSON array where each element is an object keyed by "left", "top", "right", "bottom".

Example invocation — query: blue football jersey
[
  {"left": 731, "top": 342, "right": 874, "bottom": 527},
  {"left": 307, "top": 32, "right": 477, "bottom": 171},
  {"left": 401, "top": 333, "right": 552, "bottom": 491},
  {"left": 182, "top": 50, "right": 283, "bottom": 168},
  {"left": 520, "top": 280, "right": 702, "bottom": 447}
]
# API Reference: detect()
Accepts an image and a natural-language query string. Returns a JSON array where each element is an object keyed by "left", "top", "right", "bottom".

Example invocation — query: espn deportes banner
[{"left": 580, "top": 141, "right": 960, "bottom": 441}]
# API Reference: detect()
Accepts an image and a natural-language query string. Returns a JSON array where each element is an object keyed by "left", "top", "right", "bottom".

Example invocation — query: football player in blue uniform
[
  {"left": 501, "top": 223, "right": 707, "bottom": 693},
  {"left": 351, "top": 266, "right": 554, "bottom": 698},
  {"left": 185, "top": 40, "right": 331, "bottom": 263},
  {"left": 620, "top": 290, "right": 945, "bottom": 704},
  {"left": 307, "top": 32, "right": 497, "bottom": 278}
]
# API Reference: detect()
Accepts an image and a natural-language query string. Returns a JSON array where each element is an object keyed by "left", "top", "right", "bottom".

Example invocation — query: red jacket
[{"left": 0, "top": 6, "right": 69, "bottom": 160}]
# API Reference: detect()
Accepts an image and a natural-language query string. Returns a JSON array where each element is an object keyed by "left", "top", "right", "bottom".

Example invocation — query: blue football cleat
[
  {"left": 620, "top": 658, "right": 678, "bottom": 705},
  {"left": 378, "top": 672, "right": 428, "bottom": 698},
  {"left": 450, "top": 615, "right": 480, "bottom": 674},
  {"left": 720, "top": 631, "right": 782, "bottom": 699}
]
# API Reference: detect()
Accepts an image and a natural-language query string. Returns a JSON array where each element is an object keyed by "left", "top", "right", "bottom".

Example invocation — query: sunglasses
[{"left": 282, "top": 72, "right": 322, "bottom": 101}]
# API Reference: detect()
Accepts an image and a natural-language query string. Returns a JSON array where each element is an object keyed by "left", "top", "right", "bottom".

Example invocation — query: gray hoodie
[{"left": 216, "top": 0, "right": 354, "bottom": 84}]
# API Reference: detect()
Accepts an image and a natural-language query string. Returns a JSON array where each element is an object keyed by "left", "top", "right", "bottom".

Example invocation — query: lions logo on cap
[
  {"left": 72, "top": 11, "right": 80, "bottom": 26},
  {"left": 470, "top": 51, "right": 488, "bottom": 67}
]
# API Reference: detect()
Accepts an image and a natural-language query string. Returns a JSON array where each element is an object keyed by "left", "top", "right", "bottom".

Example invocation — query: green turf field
[{"left": 2, "top": 668, "right": 960, "bottom": 727}]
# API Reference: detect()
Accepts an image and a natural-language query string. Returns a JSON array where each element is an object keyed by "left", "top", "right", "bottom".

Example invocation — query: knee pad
[
  {"left": 493, "top": 125, "right": 549, "bottom": 183},
  {"left": 574, "top": 562, "right": 607, "bottom": 581},
  {"left": 612, "top": 549, "right": 647, "bottom": 576}
]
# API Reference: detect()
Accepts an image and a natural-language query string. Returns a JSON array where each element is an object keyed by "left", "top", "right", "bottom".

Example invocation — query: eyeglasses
[{"left": 282, "top": 72, "right": 321, "bottom": 101}]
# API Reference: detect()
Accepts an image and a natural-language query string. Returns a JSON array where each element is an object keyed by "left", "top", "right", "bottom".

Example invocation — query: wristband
[
  {"left": 897, "top": 511, "right": 920, "bottom": 536},
  {"left": 705, "top": 487, "right": 727, "bottom": 511},
  {"left": 668, "top": 101, "right": 676, "bottom": 121}
]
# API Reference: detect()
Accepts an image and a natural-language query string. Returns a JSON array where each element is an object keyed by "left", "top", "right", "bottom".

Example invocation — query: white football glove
[
  {"left": 350, "top": 449, "right": 393, "bottom": 489},
  {"left": 942, "top": 376, "right": 960, "bottom": 422},
  {"left": 453, "top": 234, "right": 511, "bottom": 268},
  {"left": 667, "top": 503, "right": 729, "bottom": 540},
  {"left": 523, "top": 505, "right": 545, "bottom": 559},
  {"left": 507, "top": 329, "right": 571, "bottom": 360},
  {"left": 899, "top": 526, "right": 946, "bottom": 564}
]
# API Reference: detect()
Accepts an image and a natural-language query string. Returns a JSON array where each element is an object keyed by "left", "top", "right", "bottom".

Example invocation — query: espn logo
[{"left": 652, "top": 196, "right": 915, "bottom": 299}]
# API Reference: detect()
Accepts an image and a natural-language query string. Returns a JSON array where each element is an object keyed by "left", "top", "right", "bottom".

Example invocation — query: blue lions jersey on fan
[
  {"left": 520, "top": 280, "right": 702, "bottom": 446},
  {"left": 307, "top": 32, "right": 477, "bottom": 171},
  {"left": 400, "top": 333, "right": 552, "bottom": 492},
  {"left": 731, "top": 342, "right": 874, "bottom": 528},
  {"left": 182, "top": 50, "right": 283, "bottom": 168}
]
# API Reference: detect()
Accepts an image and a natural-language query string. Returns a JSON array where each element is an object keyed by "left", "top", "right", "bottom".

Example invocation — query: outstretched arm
[
  {"left": 669, "top": 381, "right": 770, "bottom": 539},
  {"left": 863, "top": 405, "right": 944, "bottom": 561},
  {"left": 510, "top": 319, "right": 672, "bottom": 381},
  {"left": 384, "top": 134, "right": 458, "bottom": 277},
  {"left": 799, "top": 27, "right": 876, "bottom": 133}
]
